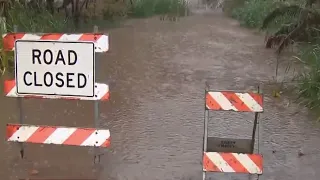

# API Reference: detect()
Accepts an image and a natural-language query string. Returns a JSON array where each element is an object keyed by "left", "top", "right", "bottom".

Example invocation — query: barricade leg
[
  {"left": 93, "top": 25, "right": 102, "bottom": 164},
  {"left": 12, "top": 24, "right": 25, "bottom": 159},
  {"left": 202, "top": 84, "right": 209, "bottom": 180}
]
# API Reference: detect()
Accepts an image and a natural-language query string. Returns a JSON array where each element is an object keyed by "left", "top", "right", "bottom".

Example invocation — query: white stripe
[
  {"left": 7, "top": 85, "right": 17, "bottom": 96},
  {"left": 208, "top": 92, "right": 237, "bottom": 111},
  {"left": 232, "top": 153, "right": 262, "bottom": 174},
  {"left": 5, "top": 83, "right": 109, "bottom": 101},
  {"left": 8, "top": 126, "right": 39, "bottom": 142},
  {"left": 235, "top": 93, "right": 263, "bottom": 112},
  {"left": 81, "top": 129, "right": 110, "bottom": 146},
  {"left": 206, "top": 152, "right": 235, "bottom": 172},
  {"left": 95, "top": 35, "right": 109, "bottom": 52},
  {"left": 21, "top": 34, "right": 42, "bottom": 40},
  {"left": 59, "top": 34, "right": 82, "bottom": 41},
  {"left": 43, "top": 127, "right": 77, "bottom": 144}
]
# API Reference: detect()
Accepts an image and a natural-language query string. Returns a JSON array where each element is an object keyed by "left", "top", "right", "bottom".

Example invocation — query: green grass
[
  {"left": 230, "top": 0, "right": 320, "bottom": 114},
  {"left": 0, "top": 2, "right": 74, "bottom": 75},
  {"left": 6, "top": 3, "right": 74, "bottom": 33},
  {"left": 129, "top": 0, "right": 188, "bottom": 18},
  {"left": 231, "top": 0, "right": 299, "bottom": 30},
  {"left": 296, "top": 43, "right": 320, "bottom": 109}
]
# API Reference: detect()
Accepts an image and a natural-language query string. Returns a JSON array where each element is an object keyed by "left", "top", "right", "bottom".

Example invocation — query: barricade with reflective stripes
[
  {"left": 203, "top": 152, "right": 263, "bottom": 174},
  {"left": 3, "top": 80, "right": 110, "bottom": 101},
  {"left": 2, "top": 33, "right": 109, "bottom": 52},
  {"left": 3, "top": 26, "right": 111, "bottom": 167},
  {"left": 206, "top": 91, "right": 263, "bottom": 112},
  {"left": 202, "top": 84, "right": 264, "bottom": 179},
  {"left": 7, "top": 124, "right": 111, "bottom": 148}
]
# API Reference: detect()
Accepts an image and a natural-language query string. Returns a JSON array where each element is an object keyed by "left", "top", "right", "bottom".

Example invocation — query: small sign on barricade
[
  {"left": 2, "top": 25, "right": 110, "bottom": 179},
  {"left": 202, "top": 82, "right": 264, "bottom": 179}
]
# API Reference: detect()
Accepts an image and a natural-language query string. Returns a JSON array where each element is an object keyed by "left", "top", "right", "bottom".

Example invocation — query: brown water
[{"left": 1, "top": 10, "right": 320, "bottom": 180}]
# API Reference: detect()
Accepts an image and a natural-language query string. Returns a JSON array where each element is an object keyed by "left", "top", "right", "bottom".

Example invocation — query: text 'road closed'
[{"left": 15, "top": 41, "right": 95, "bottom": 97}]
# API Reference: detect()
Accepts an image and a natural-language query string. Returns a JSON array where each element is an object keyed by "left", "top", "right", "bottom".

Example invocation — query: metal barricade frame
[{"left": 202, "top": 82, "right": 264, "bottom": 179}]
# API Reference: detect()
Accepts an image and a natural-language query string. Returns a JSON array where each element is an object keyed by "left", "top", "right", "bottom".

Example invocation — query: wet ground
[{"left": 1, "top": 5, "right": 320, "bottom": 180}]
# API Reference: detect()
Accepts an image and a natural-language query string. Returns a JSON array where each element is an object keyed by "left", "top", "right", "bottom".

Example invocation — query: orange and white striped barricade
[
  {"left": 2, "top": 32, "right": 109, "bottom": 52},
  {"left": 2, "top": 25, "right": 110, "bottom": 164},
  {"left": 202, "top": 83, "right": 264, "bottom": 180}
]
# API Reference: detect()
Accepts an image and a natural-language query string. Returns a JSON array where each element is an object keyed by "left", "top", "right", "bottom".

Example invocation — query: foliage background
[
  {"left": 227, "top": 0, "right": 320, "bottom": 112},
  {"left": 0, "top": 0, "right": 189, "bottom": 75}
]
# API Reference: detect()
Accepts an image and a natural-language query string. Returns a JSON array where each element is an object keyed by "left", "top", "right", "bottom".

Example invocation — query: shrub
[
  {"left": 129, "top": 0, "right": 188, "bottom": 18},
  {"left": 296, "top": 42, "right": 320, "bottom": 109},
  {"left": 232, "top": 0, "right": 298, "bottom": 30},
  {"left": 262, "top": 0, "right": 320, "bottom": 54},
  {"left": 232, "top": 0, "right": 275, "bottom": 28}
]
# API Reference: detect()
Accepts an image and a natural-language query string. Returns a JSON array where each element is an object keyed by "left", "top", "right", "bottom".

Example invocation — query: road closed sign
[{"left": 15, "top": 40, "right": 95, "bottom": 97}]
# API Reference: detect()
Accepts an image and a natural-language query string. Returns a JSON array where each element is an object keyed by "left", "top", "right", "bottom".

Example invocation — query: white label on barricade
[{"left": 15, "top": 40, "right": 95, "bottom": 97}]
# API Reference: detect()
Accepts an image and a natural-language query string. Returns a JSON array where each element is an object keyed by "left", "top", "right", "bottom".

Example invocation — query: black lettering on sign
[
  {"left": 55, "top": 72, "right": 64, "bottom": 87},
  {"left": 55, "top": 50, "right": 66, "bottom": 65},
  {"left": 25, "top": 48, "right": 87, "bottom": 90},
  {"left": 24, "top": 72, "right": 88, "bottom": 88},
  {"left": 32, "top": 49, "right": 41, "bottom": 64},
  {"left": 31, "top": 49, "right": 78, "bottom": 65},
  {"left": 66, "top": 73, "right": 75, "bottom": 88},
  {"left": 78, "top": 73, "right": 87, "bottom": 88},
  {"left": 23, "top": 71, "right": 32, "bottom": 86},
  {"left": 219, "top": 141, "right": 236, "bottom": 148},
  {"left": 33, "top": 72, "right": 42, "bottom": 87},
  {"left": 43, "top": 72, "right": 53, "bottom": 87},
  {"left": 68, "top": 50, "right": 77, "bottom": 65},
  {"left": 43, "top": 49, "right": 53, "bottom": 64}
]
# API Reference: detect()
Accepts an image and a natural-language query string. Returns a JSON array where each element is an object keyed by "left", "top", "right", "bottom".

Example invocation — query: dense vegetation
[
  {"left": 230, "top": 0, "right": 320, "bottom": 111},
  {"left": 0, "top": 0, "right": 188, "bottom": 75}
]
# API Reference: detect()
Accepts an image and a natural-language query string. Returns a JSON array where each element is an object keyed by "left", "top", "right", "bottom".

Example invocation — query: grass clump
[
  {"left": 296, "top": 43, "right": 320, "bottom": 109},
  {"left": 0, "top": 2, "right": 73, "bottom": 75},
  {"left": 6, "top": 3, "right": 73, "bottom": 33},
  {"left": 231, "top": 0, "right": 300, "bottom": 30},
  {"left": 129, "top": 0, "right": 188, "bottom": 18},
  {"left": 231, "top": 0, "right": 277, "bottom": 28}
]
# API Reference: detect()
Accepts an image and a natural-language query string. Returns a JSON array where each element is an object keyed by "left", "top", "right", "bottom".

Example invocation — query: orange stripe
[
  {"left": 26, "top": 126, "right": 56, "bottom": 143},
  {"left": 40, "top": 33, "right": 63, "bottom": 40},
  {"left": 203, "top": 153, "right": 221, "bottom": 172},
  {"left": 101, "top": 92, "right": 110, "bottom": 101},
  {"left": 79, "top": 33, "right": 102, "bottom": 42},
  {"left": 221, "top": 92, "right": 251, "bottom": 111},
  {"left": 249, "top": 93, "right": 263, "bottom": 108},
  {"left": 6, "top": 124, "right": 21, "bottom": 139},
  {"left": 247, "top": 154, "right": 263, "bottom": 170},
  {"left": 206, "top": 93, "right": 222, "bottom": 110},
  {"left": 62, "top": 128, "right": 95, "bottom": 145},
  {"left": 101, "top": 138, "right": 111, "bottom": 147},
  {"left": 4, "top": 80, "right": 15, "bottom": 95},
  {"left": 220, "top": 153, "right": 249, "bottom": 173},
  {"left": 3, "top": 33, "right": 25, "bottom": 51}
]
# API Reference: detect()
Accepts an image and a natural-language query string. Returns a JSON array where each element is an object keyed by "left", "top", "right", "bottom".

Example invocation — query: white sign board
[{"left": 15, "top": 40, "right": 95, "bottom": 97}]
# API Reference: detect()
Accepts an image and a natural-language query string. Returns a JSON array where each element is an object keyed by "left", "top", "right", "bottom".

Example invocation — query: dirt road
[{"left": 0, "top": 7, "right": 320, "bottom": 180}]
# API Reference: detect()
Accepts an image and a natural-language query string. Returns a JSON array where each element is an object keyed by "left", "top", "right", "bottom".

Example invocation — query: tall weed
[{"left": 296, "top": 43, "right": 320, "bottom": 109}]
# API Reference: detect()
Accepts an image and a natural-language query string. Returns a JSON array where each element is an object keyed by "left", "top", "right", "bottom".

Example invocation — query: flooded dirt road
[{"left": 1, "top": 8, "right": 320, "bottom": 180}]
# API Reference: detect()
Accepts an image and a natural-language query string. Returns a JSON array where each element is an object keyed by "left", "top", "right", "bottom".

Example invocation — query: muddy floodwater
[{"left": 1, "top": 7, "right": 320, "bottom": 180}]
